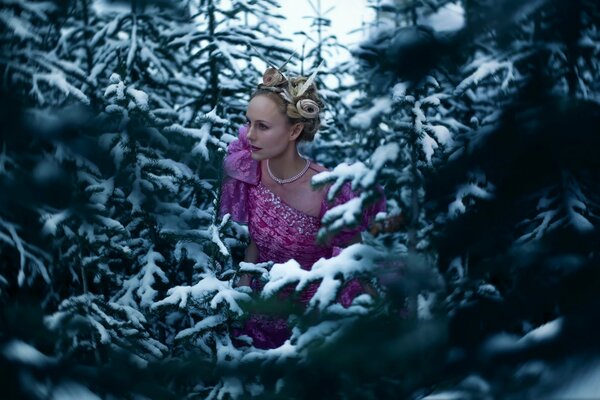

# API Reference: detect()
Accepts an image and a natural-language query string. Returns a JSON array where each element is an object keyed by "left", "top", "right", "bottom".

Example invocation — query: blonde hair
[{"left": 251, "top": 75, "right": 325, "bottom": 142}]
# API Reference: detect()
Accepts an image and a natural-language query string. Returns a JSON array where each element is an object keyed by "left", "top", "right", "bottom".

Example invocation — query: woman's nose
[{"left": 246, "top": 125, "right": 255, "bottom": 141}]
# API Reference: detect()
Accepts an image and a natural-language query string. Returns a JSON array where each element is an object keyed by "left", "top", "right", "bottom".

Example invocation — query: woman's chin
[{"left": 250, "top": 152, "right": 265, "bottom": 161}]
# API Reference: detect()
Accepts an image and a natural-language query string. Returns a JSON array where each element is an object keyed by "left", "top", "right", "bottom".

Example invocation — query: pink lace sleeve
[
  {"left": 321, "top": 182, "right": 386, "bottom": 249},
  {"left": 219, "top": 125, "right": 260, "bottom": 224}
]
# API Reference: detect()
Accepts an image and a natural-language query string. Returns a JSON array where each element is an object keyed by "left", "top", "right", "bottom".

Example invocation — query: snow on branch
[
  {"left": 153, "top": 275, "right": 252, "bottom": 316},
  {"left": 262, "top": 244, "right": 383, "bottom": 311},
  {"left": 114, "top": 248, "right": 168, "bottom": 308},
  {"left": 238, "top": 260, "right": 271, "bottom": 280},
  {"left": 312, "top": 142, "right": 397, "bottom": 197},
  {"left": 40, "top": 210, "right": 71, "bottom": 236},
  {"left": 32, "top": 70, "right": 90, "bottom": 105},
  {"left": 349, "top": 96, "right": 392, "bottom": 129},
  {"left": 448, "top": 182, "right": 495, "bottom": 217},
  {"left": 46, "top": 294, "right": 168, "bottom": 362},
  {"left": 165, "top": 122, "right": 224, "bottom": 161},
  {"left": 455, "top": 60, "right": 515, "bottom": 95},
  {"left": 0, "top": 218, "right": 51, "bottom": 286},
  {"left": 2, "top": 339, "right": 56, "bottom": 367},
  {"left": 5, "top": 0, "right": 57, "bottom": 20},
  {"left": 0, "top": 8, "right": 41, "bottom": 42},
  {"left": 175, "top": 315, "right": 226, "bottom": 340},
  {"left": 321, "top": 195, "right": 365, "bottom": 232},
  {"left": 126, "top": 15, "right": 137, "bottom": 72}
]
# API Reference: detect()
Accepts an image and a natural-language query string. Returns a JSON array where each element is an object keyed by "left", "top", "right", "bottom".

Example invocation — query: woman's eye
[{"left": 258, "top": 124, "right": 268, "bottom": 130}]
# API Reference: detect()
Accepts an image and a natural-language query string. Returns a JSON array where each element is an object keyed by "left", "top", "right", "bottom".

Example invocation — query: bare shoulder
[{"left": 308, "top": 162, "right": 329, "bottom": 173}]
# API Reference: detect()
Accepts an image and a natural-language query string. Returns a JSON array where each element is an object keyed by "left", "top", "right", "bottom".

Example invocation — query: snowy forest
[{"left": 1, "top": 0, "right": 599, "bottom": 398}]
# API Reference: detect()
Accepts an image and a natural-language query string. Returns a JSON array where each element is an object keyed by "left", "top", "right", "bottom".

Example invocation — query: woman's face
[{"left": 245, "top": 95, "right": 298, "bottom": 161}]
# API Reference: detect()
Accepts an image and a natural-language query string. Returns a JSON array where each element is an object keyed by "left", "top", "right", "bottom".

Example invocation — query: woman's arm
[{"left": 236, "top": 238, "right": 258, "bottom": 287}]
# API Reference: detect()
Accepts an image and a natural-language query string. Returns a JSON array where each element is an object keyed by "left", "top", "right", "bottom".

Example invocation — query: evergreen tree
[
  {"left": 419, "top": 0, "right": 600, "bottom": 397},
  {"left": 0, "top": 0, "right": 289, "bottom": 397}
]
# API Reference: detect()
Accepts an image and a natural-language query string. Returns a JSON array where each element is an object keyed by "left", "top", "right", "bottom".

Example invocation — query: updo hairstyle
[{"left": 251, "top": 69, "right": 325, "bottom": 142}]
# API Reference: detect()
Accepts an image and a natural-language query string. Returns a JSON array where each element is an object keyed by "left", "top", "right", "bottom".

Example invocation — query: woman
[{"left": 219, "top": 67, "right": 385, "bottom": 349}]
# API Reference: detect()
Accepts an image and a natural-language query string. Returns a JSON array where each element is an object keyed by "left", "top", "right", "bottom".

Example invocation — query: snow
[
  {"left": 312, "top": 162, "right": 369, "bottom": 196},
  {"left": 412, "top": 100, "right": 426, "bottom": 134},
  {"left": 1, "top": 218, "right": 50, "bottom": 286},
  {"left": 349, "top": 97, "right": 392, "bottom": 129},
  {"left": 448, "top": 183, "right": 495, "bottom": 217},
  {"left": 141, "top": 46, "right": 168, "bottom": 79},
  {"left": 0, "top": 9, "right": 40, "bottom": 42},
  {"left": 321, "top": 195, "right": 364, "bottom": 232},
  {"left": 2, "top": 339, "right": 55, "bottom": 366},
  {"left": 126, "top": 16, "right": 137, "bottom": 72},
  {"left": 137, "top": 248, "right": 168, "bottom": 307},
  {"left": 51, "top": 382, "right": 101, "bottom": 400},
  {"left": 153, "top": 275, "right": 252, "bottom": 315},
  {"left": 204, "top": 107, "right": 229, "bottom": 125},
  {"left": 215, "top": 40, "right": 243, "bottom": 76},
  {"left": 262, "top": 244, "right": 382, "bottom": 311},
  {"left": 175, "top": 315, "right": 226, "bottom": 340},
  {"left": 174, "top": 242, "right": 210, "bottom": 268},
  {"left": 482, "top": 318, "right": 563, "bottom": 357},
  {"left": 568, "top": 212, "right": 594, "bottom": 232},
  {"left": 565, "top": 178, "right": 594, "bottom": 232},
  {"left": 126, "top": 87, "right": 149, "bottom": 111},
  {"left": 33, "top": 70, "right": 90, "bottom": 105},
  {"left": 238, "top": 260, "right": 271, "bottom": 279},
  {"left": 456, "top": 61, "right": 514, "bottom": 94},
  {"left": 429, "top": 125, "right": 453, "bottom": 146},
  {"left": 421, "top": 133, "right": 438, "bottom": 164},
  {"left": 417, "top": 292, "right": 436, "bottom": 319},
  {"left": 477, "top": 283, "right": 502, "bottom": 299},
  {"left": 209, "top": 223, "right": 229, "bottom": 257},
  {"left": 108, "top": 302, "right": 146, "bottom": 327},
  {"left": 165, "top": 123, "right": 222, "bottom": 161},
  {"left": 421, "top": 391, "right": 466, "bottom": 400},
  {"left": 448, "top": 257, "right": 465, "bottom": 282},
  {"left": 206, "top": 377, "right": 244, "bottom": 400},
  {"left": 41, "top": 210, "right": 71, "bottom": 235},
  {"left": 392, "top": 81, "right": 408, "bottom": 101},
  {"left": 6, "top": 0, "right": 57, "bottom": 19},
  {"left": 369, "top": 143, "right": 400, "bottom": 182},
  {"left": 519, "top": 318, "right": 563, "bottom": 344},
  {"left": 88, "top": 316, "right": 110, "bottom": 344},
  {"left": 295, "top": 319, "right": 349, "bottom": 348},
  {"left": 423, "top": 2, "right": 465, "bottom": 33},
  {"left": 549, "top": 357, "right": 600, "bottom": 399},
  {"left": 96, "top": 216, "right": 126, "bottom": 232}
]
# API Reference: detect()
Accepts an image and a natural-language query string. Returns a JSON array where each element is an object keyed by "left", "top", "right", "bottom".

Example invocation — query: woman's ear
[{"left": 289, "top": 123, "right": 304, "bottom": 141}]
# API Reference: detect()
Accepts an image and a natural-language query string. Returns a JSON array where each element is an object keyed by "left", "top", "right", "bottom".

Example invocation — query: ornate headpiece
[{"left": 252, "top": 47, "right": 324, "bottom": 120}]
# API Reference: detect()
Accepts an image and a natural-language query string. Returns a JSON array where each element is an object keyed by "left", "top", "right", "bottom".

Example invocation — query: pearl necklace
[{"left": 267, "top": 157, "right": 311, "bottom": 184}]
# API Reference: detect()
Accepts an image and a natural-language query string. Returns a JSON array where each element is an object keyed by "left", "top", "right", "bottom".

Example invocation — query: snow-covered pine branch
[{"left": 261, "top": 243, "right": 382, "bottom": 312}]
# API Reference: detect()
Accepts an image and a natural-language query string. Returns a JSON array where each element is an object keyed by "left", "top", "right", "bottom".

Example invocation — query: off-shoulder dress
[{"left": 219, "top": 126, "right": 385, "bottom": 349}]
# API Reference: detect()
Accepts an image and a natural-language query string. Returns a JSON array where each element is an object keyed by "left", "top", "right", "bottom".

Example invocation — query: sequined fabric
[{"left": 220, "top": 126, "right": 386, "bottom": 349}]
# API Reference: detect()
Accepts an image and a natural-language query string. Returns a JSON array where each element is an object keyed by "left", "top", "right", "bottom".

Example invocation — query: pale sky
[
  {"left": 276, "top": 1, "right": 464, "bottom": 66},
  {"left": 277, "top": 0, "right": 373, "bottom": 64}
]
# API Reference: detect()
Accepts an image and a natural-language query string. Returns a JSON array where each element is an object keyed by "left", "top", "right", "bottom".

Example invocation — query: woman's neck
[{"left": 267, "top": 144, "right": 306, "bottom": 180}]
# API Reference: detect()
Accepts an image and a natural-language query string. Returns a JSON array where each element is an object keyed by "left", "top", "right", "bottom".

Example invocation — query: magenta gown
[{"left": 219, "top": 126, "right": 386, "bottom": 349}]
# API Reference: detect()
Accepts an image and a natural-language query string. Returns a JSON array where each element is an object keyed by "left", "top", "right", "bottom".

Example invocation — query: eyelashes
[{"left": 245, "top": 118, "right": 269, "bottom": 130}]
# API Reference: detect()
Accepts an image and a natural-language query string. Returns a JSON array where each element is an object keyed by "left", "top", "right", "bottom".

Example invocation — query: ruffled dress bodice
[
  {"left": 219, "top": 126, "right": 386, "bottom": 349},
  {"left": 220, "top": 126, "right": 385, "bottom": 269}
]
